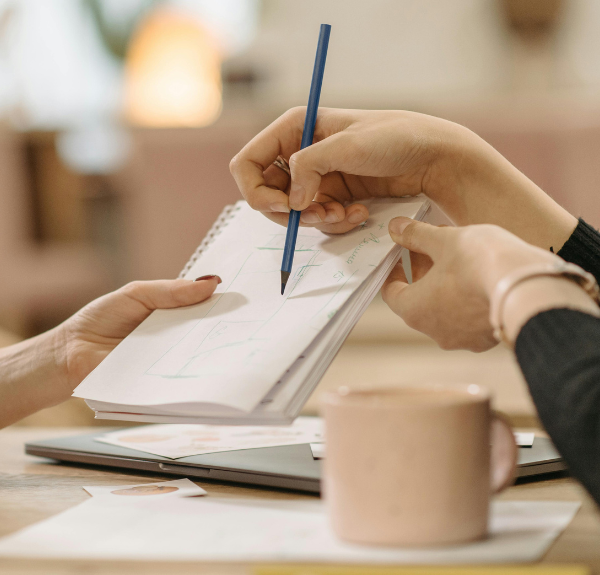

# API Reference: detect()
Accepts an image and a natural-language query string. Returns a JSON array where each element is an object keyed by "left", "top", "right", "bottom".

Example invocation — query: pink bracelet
[{"left": 489, "top": 261, "right": 600, "bottom": 346}]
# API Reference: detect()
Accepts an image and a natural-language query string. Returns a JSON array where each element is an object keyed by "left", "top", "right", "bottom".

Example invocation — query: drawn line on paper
[
  {"left": 146, "top": 244, "right": 323, "bottom": 378},
  {"left": 144, "top": 224, "right": 386, "bottom": 378},
  {"left": 311, "top": 269, "right": 358, "bottom": 320},
  {"left": 144, "top": 252, "right": 255, "bottom": 376}
]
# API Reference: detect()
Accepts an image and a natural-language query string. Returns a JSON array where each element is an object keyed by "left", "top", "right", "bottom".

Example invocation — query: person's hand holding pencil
[{"left": 230, "top": 107, "right": 576, "bottom": 253}]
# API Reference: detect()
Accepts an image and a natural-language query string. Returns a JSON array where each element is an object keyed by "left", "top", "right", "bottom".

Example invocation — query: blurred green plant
[{"left": 84, "top": 0, "right": 162, "bottom": 60}]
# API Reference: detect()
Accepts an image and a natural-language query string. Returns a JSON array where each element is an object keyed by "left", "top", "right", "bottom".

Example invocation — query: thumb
[
  {"left": 121, "top": 278, "right": 220, "bottom": 311},
  {"left": 288, "top": 132, "right": 350, "bottom": 211},
  {"left": 388, "top": 217, "right": 448, "bottom": 259}
]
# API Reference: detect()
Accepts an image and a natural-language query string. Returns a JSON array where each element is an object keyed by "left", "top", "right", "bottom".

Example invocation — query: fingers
[
  {"left": 313, "top": 202, "right": 369, "bottom": 234},
  {"left": 300, "top": 202, "right": 327, "bottom": 225},
  {"left": 288, "top": 132, "right": 350, "bottom": 210},
  {"left": 230, "top": 108, "right": 306, "bottom": 213},
  {"left": 385, "top": 260, "right": 408, "bottom": 284},
  {"left": 321, "top": 200, "right": 345, "bottom": 224},
  {"left": 259, "top": 202, "right": 370, "bottom": 235},
  {"left": 121, "top": 278, "right": 220, "bottom": 311},
  {"left": 263, "top": 164, "right": 290, "bottom": 198},
  {"left": 381, "top": 263, "right": 412, "bottom": 311},
  {"left": 410, "top": 251, "right": 433, "bottom": 281},
  {"left": 388, "top": 217, "right": 450, "bottom": 258}
]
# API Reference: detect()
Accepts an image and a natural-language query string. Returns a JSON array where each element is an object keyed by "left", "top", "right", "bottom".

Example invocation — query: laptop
[{"left": 25, "top": 430, "right": 566, "bottom": 493}]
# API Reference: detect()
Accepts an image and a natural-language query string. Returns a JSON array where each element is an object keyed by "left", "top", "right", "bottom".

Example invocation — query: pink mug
[{"left": 321, "top": 385, "right": 517, "bottom": 547}]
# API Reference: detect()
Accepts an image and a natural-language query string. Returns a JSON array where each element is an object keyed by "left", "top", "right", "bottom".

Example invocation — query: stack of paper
[
  {"left": 73, "top": 198, "right": 429, "bottom": 425},
  {"left": 97, "top": 417, "right": 323, "bottom": 459}
]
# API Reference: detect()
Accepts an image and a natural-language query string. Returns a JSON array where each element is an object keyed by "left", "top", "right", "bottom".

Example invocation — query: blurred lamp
[{"left": 124, "top": 9, "right": 222, "bottom": 128}]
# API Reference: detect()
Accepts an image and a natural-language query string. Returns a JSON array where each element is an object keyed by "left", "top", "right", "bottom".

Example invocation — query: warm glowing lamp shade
[{"left": 124, "top": 10, "right": 222, "bottom": 128}]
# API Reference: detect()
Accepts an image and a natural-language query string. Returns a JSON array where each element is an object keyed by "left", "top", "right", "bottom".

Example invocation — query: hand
[
  {"left": 230, "top": 107, "right": 577, "bottom": 250},
  {"left": 55, "top": 278, "right": 221, "bottom": 394},
  {"left": 0, "top": 277, "right": 221, "bottom": 427},
  {"left": 381, "top": 218, "right": 562, "bottom": 351},
  {"left": 230, "top": 107, "right": 449, "bottom": 233}
]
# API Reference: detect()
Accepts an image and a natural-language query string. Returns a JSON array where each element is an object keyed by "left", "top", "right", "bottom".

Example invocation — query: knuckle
[
  {"left": 229, "top": 153, "right": 241, "bottom": 175},
  {"left": 437, "top": 337, "right": 456, "bottom": 351},
  {"left": 285, "top": 106, "right": 306, "bottom": 121},
  {"left": 244, "top": 194, "right": 261, "bottom": 209},
  {"left": 288, "top": 152, "right": 305, "bottom": 173},
  {"left": 169, "top": 283, "right": 188, "bottom": 306},
  {"left": 122, "top": 280, "right": 144, "bottom": 297}
]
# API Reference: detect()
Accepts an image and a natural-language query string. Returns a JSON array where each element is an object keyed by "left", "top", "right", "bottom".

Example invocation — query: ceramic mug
[{"left": 321, "top": 385, "right": 517, "bottom": 547}]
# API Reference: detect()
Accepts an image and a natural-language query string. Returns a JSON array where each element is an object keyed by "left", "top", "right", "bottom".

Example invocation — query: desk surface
[{"left": 0, "top": 427, "right": 599, "bottom": 575}]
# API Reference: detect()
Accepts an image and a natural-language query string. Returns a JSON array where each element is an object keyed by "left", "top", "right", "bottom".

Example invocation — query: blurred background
[{"left": 2, "top": 0, "right": 599, "bottom": 427}]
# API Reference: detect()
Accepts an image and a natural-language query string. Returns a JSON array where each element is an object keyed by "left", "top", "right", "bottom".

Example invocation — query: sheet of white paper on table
[
  {"left": 96, "top": 416, "right": 323, "bottom": 459},
  {"left": 0, "top": 479, "right": 579, "bottom": 564},
  {"left": 83, "top": 478, "right": 206, "bottom": 499},
  {"left": 310, "top": 432, "right": 536, "bottom": 460}
]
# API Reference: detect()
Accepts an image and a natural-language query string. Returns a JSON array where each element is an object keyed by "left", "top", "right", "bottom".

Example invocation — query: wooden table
[{"left": 0, "top": 428, "right": 599, "bottom": 575}]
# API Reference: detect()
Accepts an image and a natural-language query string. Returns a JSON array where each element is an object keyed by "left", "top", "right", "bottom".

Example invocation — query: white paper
[
  {"left": 0, "top": 479, "right": 579, "bottom": 564},
  {"left": 73, "top": 199, "right": 426, "bottom": 414},
  {"left": 310, "top": 431, "right": 536, "bottom": 460},
  {"left": 83, "top": 478, "right": 206, "bottom": 498},
  {"left": 96, "top": 417, "right": 323, "bottom": 459},
  {"left": 514, "top": 432, "right": 535, "bottom": 447},
  {"left": 310, "top": 443, "right": 325, "bottom": 459}
]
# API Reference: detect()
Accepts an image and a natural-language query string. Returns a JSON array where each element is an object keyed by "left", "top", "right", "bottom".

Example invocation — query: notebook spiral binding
[{"left": 178, "top": 202, "right": 243, "bottom": 278}]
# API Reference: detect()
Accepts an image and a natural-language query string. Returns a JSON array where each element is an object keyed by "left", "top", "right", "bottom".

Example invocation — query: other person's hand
[
  {"left": 382, "top": 218, "right": 598, "bottom": 351},
  {"left": 56, "top": 278, "right": 221, "bottom": 392},
  {"left": 231, "top": 107, "right": 576, "bottom": 251},
  {"left": 0, "top": 277, "right": 220, "bottom": 427}
]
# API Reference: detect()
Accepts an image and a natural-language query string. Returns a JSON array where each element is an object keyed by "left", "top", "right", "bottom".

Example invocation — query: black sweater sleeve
[
  {"left": 515, "top": 309, "right": 600, "bottom": 506},
  {"left": 515, "top": 219, "right": 600, "bottom": 506},
  {"left": 557, "top": 218, "right": 600, "bottom": 283}
]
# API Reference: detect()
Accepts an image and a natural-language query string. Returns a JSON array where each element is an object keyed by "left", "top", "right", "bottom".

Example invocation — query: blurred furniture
[
  {"left": 1, "top": 426, "right": 599, "bottom": 572},
  {"left": 434, "top": 97, "right": 600, "bottom": 229},
  {"left": 0, "top": 129, "right": 111, "bottom": 335},
  {"left": 0, "top": 327, "right": 19, "bottom": 348},
  {"left": 118, "top": 117, "right": 260, "bottom": 281}
]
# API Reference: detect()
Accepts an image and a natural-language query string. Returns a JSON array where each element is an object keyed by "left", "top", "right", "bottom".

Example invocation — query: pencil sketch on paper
[{"left": 146, "top": 233, "right": 330, "bottom": 379}]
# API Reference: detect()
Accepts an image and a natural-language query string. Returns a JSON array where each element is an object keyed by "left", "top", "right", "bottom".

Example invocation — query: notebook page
[{"left": 73, "top": 199, "right": 426, "bottom": 413}]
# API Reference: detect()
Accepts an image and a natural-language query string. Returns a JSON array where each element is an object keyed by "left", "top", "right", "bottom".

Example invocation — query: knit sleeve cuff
[{"left": 557, "top": 218, "right": 600, "bottom": 284}]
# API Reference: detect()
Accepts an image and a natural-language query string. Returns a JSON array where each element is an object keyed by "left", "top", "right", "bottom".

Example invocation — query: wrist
[
  {"left": 502, "top": 276, "right": 600, "bottom": 344},
  {"left": 420, "top": 120, "right": 475, "bottom": 211},
  {"left": 425, "top": 122, "right": 577, "bottom": 251},
  {"left": 0, "top": 328, "right": 69, "bottom": 428}
]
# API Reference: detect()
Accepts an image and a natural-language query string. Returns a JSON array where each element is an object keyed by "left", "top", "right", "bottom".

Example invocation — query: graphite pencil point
[{"left": 280, "top": 270, "right": 291, "bottom": 295}]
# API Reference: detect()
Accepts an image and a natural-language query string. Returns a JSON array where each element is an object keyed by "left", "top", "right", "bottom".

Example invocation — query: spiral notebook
[{"left": 73, "top": 197, "right": 429, "bottom": 425}]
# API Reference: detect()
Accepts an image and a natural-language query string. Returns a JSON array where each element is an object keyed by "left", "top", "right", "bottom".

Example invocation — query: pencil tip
[{"left": 280, "top": 270, "right": 291, "bottom": 295}]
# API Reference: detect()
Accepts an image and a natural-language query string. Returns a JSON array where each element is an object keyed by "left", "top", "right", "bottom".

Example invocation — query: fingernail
[
  {"left": 270, "top": 203, "right": 290, "bottom": 213},
  {"left": 389, "top": 218, "right": 411, "bottom": 235},
  {"left": 195, "top": 275, "right": 222, "bottom": 284},
  {"left": 347, "top": 212, "right": 365, "bottom": 224},
  {"left": 324, "top": 210, "right": 338, "bottom": 223},
  {"left": 300, "top": 210, "right": 322, "bottom": 224},
  {"left": 289, "top": 183, "right": 305, "bottom": 209}
]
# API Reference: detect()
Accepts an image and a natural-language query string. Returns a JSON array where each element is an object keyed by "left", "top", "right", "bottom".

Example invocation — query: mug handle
[{"left": 490, "top": 411, "right": 518, "bottom": 493}]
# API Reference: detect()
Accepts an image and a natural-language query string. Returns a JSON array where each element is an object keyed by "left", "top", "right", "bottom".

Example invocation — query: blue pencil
[{"left": 281, "top": 23, "right": 331, "bottom": 295}]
